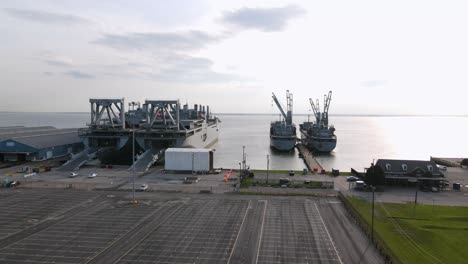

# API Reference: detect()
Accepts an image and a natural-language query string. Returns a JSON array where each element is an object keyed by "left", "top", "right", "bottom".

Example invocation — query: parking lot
[{"left": 0, "top": 189, "right": 382, "bottom": 264}]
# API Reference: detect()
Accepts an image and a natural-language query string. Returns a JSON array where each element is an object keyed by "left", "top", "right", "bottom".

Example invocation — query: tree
[
  {"left": 365, "top": 164, "right": 386, "bottom": 186},
  {"left": 461, "top": 159, "right": 468, "bottom": 167}
]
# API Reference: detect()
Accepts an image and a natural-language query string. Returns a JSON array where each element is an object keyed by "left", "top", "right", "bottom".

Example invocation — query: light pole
[
  {"left": 371, "top": 185, "right": 375, "bottom": 242},
  {"left": 192, "top": 152, "right": 195, "bottom": 175},
  {"left": 242, "top": 145, "right": 245, "bottom": 172},
  {"left": 266, "top": 154, "right": 270, "bottom": 184},
  {"left": 129, "top": 101, "right": 138, "bottom": 204}
]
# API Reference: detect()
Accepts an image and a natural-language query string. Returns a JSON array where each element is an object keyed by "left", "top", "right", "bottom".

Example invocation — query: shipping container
[{"left": 165, "top": 148, "right": 213, "bottom": 172}]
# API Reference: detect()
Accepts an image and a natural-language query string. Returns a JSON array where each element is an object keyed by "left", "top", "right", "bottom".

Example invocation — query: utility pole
[
  {"left": 413, "top": 180, "right": 419, "bottom": 217},
  {"left": 371, "top": 185, "right": 375, "bottom": 242},
  {"left": 266, "top": 154, "right": 270, "bottom": 184}
]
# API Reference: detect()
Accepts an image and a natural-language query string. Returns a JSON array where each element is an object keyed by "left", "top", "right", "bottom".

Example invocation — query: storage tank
[{"left": 165, "top": 148, "right": 214, "bottom": 172}]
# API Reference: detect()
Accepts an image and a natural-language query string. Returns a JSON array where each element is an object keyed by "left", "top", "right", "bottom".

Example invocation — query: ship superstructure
[
  {"left": 73, "top": 98, "right": 218, "bottom": 171},
  {"left": 270, "top": 90, "right": 296, "bottom": 151},
  {"left": 300, "top": 91, "right": 337, "bottom": 153}
]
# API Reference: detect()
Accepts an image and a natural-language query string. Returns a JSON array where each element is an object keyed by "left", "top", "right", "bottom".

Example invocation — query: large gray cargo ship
[
  {"left": 78, "top": 99, "right": 219, "bottom": 165},
  {"left": 270, "top": 90, "right": 296, "bottom": 151},
  {"left": 299, "top": 91, "right": 337, "bottom": 153}
]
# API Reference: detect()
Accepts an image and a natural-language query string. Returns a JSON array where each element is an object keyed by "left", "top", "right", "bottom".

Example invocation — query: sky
[{"left": 1, "top": 0, "right": 467, "bottom": 115}]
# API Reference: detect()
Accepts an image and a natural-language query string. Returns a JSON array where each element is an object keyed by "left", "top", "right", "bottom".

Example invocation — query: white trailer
[{"left": 164, "top": 148, "right": 214, "bottom": 172}]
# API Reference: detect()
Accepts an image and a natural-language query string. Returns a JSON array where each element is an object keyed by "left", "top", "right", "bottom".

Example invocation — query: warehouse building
[{"left": 0, "top": 126, "right": 84, "bottom": 162}]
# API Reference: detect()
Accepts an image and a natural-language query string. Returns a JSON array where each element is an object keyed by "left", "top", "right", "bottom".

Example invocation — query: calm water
[{"left": 1, "top": 112, "right": 467, "bottom": 171}]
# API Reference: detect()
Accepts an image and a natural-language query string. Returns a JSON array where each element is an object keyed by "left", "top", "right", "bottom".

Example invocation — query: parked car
[
  {"left": 7, "top": 181, "right": 20, "bottom": 188},
  {"left": 354, "top": 180, "right": 367, "bottom": 190},
  {"left": 140, "top": 184, "right": 149, "bottom": 191},
  {"left": 69, "top": 172, "right": 78, "bottom": 178},
  {"left": 420, "top": 185, "right": 431, "bottom": 192},
  {"left": 88, "top": 173, "right": 97, "bottom": 178},
  {"left": 289, "top": 170, "right": 295, "bottom": 176},
  {"left": 346, "top": 176, "right": 359, "bottom": 182},
  {"left": 437, "top": 165, "right": 447, "bottom": 171}
]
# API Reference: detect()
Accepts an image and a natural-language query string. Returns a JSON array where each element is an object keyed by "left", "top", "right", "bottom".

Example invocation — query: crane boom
[
  {"left": 323, "top": 91, "right": 332, "bottom": 126},
  {"left": 272, "top": 92, "right": 288, "bottom": 121},
  {"left": 272, "top": 93, "right": 288, "bottom": 119}
]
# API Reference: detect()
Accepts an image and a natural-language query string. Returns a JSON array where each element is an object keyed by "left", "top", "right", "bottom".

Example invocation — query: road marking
[
  {"left": 86, "top": 201, "right": 185, "bottom": 264},
  {"left": 314, "top": 202, "right": 343, "bottom": 264},
  {"left": 227, "top": 200, "right": 251, "bottom": 264},
  {"left": 255, "top": 200, "right": 268, "bottom": 264}
]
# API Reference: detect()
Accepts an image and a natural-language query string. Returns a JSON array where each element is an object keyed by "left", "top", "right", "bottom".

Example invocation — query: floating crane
[
  {"left": 272, "top": 90, "right": 293, "bottom": 124},
  {"left": 309, "top": 91, "right": 332, "bottom": 128}
]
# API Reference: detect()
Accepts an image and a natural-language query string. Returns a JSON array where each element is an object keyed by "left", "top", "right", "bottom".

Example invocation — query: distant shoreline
[{"left": 0, "top": 111, "right": 466, "bottom": 117}]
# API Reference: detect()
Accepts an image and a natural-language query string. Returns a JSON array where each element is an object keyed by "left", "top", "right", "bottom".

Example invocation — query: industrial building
[
  {"left": 165, "top": 148, "right": 214, "bottom": 172},
  {"left": 0, "top": 126, "right": 84, "bottom": 162}
]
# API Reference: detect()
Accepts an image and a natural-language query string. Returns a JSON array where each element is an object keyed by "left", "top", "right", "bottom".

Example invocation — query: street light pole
[
  {"left": 371, "top": 185, "right": 375, "bottom": 242},
  {"left": 132, "top": 128, "right": 136, "bottom": 202},
  {"left": 266, "top": 154, "right": 270, "bottom": 184},
  {"left": 242, "top": 145, "right": 245, "bottom": 172},
  {"left": 129, "top": 101, "right": 138, "bottom": 204}
]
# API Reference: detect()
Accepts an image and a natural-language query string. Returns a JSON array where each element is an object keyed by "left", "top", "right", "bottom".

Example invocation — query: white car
[
  {"left": 140, "top": 184, "right": 149, "bottom": 191},
  {"left": 437, "top": 165, "right": 447, "bottom": 171},
  {"left": 88, "top": 173, "right": 97, "bottom": 178},
  {"left": 69, "top": 172, "right": 78, "bottom": 178}
]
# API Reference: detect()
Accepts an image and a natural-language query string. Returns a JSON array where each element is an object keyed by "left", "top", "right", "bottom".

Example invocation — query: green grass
[
  {"left": 346, "top": 196, "right": 468, "bottom": 264},
  {"left": 240, "top": 178, "right": 327, "bottom": 189}
]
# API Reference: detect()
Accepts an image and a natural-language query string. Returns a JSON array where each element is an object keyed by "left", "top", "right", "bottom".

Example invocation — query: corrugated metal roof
[
  {"left": 10, "top": 130, "right": 81, "bottom": 149},
  {"left": 0, "top": 126, "right": 56, "bottom": 136},
  {"left": 0, "top": 128, "right": 76, "bottom": 141},
  {"left": 166, "top": 148, "right": 212, "bottom": 153},
  {"left": 0, "top": 126, "right": 25, "bottom": 130}
]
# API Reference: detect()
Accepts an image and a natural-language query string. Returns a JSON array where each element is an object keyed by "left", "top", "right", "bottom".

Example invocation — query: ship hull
[
  {"left": 300, "top": 129, "right": 336, "bottom": 153},
  {"left": 270, "top": 136, "right": 296, "bottom": 151},
  {"left": 95, "top": 121, "right": 218, "bottom": 164}
]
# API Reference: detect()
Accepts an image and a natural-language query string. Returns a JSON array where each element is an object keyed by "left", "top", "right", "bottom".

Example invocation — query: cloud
[
  {"left": 3, "top": 8, "right": 91, "bottom": 25},
  {"left": 93, "top": 30, "right": 218, "bottom": 52},
  {"left": 64, "top": 71, "right": 94, "bottom": 79},
  {"left": 221, "top": 5, "right": 306, "bottom": 32},
  {"left": 361, "top": 80, "right": 388, "bottom": 87},
  {"left": 145, "top": 55, "right": 241, "bottom": 83}
]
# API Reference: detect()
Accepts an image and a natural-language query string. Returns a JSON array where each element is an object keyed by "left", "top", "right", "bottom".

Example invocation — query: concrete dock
[{"left": 296, "top": 143, "right": 323, "bottom": 171}]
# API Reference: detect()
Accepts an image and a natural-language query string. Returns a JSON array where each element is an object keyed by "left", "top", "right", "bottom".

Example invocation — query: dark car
[
  {"left": 289, "top": 170, "right": 295, "bottom": 176},
  {"left": 346, "top": 176, "right": 359, "bottom": 182},
  {"left": 6, "top": 181, "right": 20, "bottom": 188}
]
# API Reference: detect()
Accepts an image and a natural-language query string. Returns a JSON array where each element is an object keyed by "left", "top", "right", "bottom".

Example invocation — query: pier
[{"left": 296, "top": 143, "right": 323, "bottom": 171}]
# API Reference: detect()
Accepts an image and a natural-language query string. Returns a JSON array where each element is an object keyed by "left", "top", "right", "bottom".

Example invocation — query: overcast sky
[{"left": 1, "top": 0, "right": 467, "bottom": 115}]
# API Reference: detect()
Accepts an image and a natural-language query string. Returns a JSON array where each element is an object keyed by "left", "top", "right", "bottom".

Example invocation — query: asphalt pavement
[{"left": 0, "top": 189, "right": 383, "bottom": 264}]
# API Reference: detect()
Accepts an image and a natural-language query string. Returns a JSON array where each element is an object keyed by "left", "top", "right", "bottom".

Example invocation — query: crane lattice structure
[
  {"left": 309, "top": 91, "right": 332, "bottom": 128},
  {"left": 89, "top": 98, "right": 126, "bottom": 129}
]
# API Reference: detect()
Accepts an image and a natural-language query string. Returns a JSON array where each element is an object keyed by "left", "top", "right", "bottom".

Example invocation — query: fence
[{"left": 337, "top": 192, "right": 400, "bottom": 264}]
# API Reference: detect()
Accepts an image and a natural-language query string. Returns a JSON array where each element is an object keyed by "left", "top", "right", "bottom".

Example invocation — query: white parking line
[
  {"left": 314, "top": 203, "right": 343, "bottom": 264},
  {"left": 255, "top": 200, "right": 268, "bottom": 264}
]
